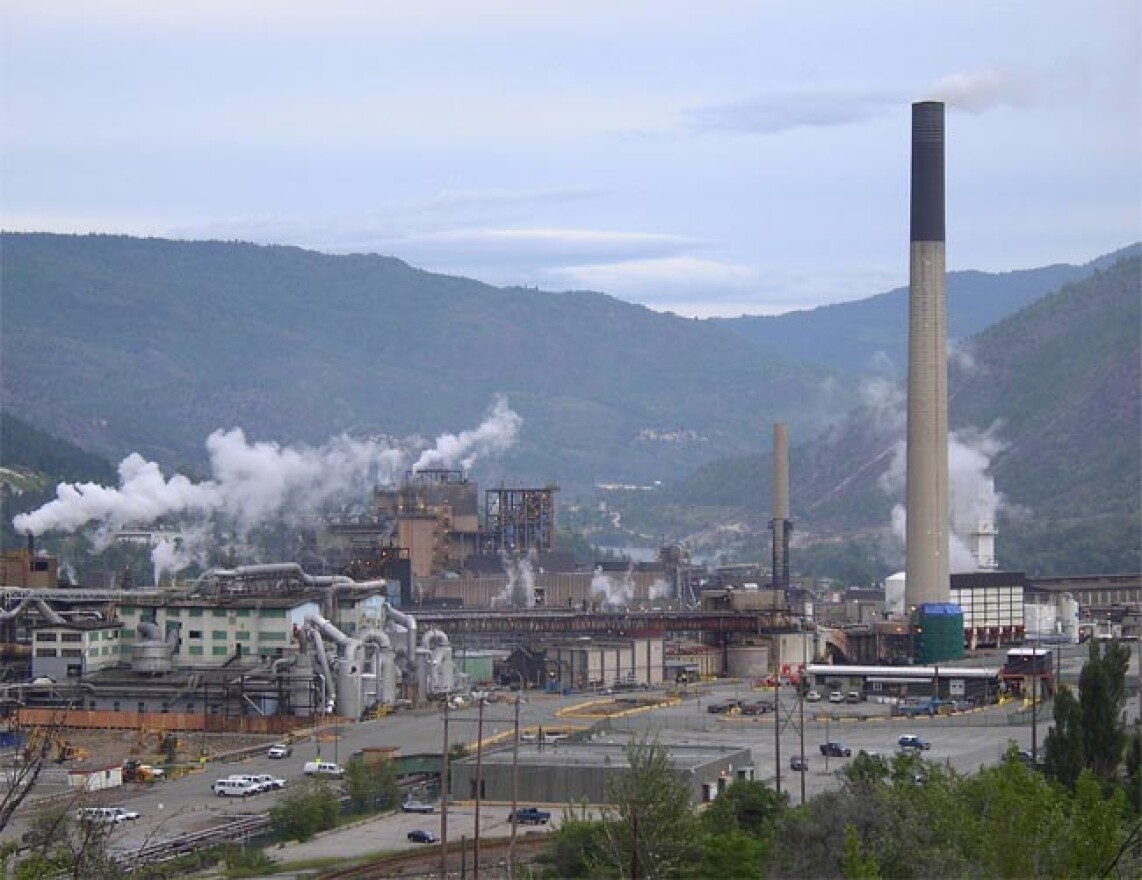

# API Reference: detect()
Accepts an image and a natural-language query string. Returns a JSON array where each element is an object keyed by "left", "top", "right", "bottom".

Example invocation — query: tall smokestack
[
  {"left": 905, "top": 101, "right": 950, "bottom": 609},
  {"left": 770, "top": 422, "right": 792, "bottom": 593}
]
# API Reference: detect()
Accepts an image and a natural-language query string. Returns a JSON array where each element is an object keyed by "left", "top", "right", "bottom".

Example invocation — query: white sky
[{"left": 2, "top": 1, "right": 1139, "bottom": 317}]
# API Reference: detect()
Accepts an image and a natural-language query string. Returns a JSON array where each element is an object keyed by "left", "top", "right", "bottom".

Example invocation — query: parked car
[
  {"left": 805, "top": 690, "right": 822, "bottom": 702},
  {"left": 845, "top": 691, "right": 862, "bottom": 704},
  {"left": 76, "top": 806, "right": 139, "bottom": 824},
  {"left": 819, "top": 741, "right": 852, "bottom": 758},
  {"left": 402, "top": 800, "right": 435, "bottom": 814},
  {"left": 267, "top": 742, "right": 292, "bottom": 759},
  {"left": 828, "top": 691, "right": 844, "bottom": 704},
  {"left": 739, "top": 701, "right": 774, "bottom": 715},
  {"left": 790, "top": 755, "right": 810, "bottom": 772},
  {"left": 212, "top": 778, "right": 259, "bottom": 797},
  {"left": 407, "top": 829, "right": 440, "bottom": 844},
  {"left": 241, "top": 773, "right": 286, "bottom": 791},
  {"left": 898, "top": 734, "right": 932, "bottom": 751},
  {"left": 303, "top": 760, "right": 345, "bottom": 778}
]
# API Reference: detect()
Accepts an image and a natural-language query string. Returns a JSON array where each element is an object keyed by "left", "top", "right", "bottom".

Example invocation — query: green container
[{"left": 913, "top": 603, "right": 965, "bottom": 663}]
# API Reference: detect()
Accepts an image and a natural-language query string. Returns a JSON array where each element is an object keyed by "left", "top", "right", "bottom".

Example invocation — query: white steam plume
[
  {"left": 924, "top": 68, "right": 1036, "bottom": 114},
  {"left": 591, "top": 565, "right": 634, "bottom": 608},
  {"left": 13, "top": 396, "right": 522, "bottom": 577},
  {"left": 881, "top": 421, "right": 1015, "bottom": 572},
  {"left": 412, "top": 395, "right": 522, "bottom": 472}
]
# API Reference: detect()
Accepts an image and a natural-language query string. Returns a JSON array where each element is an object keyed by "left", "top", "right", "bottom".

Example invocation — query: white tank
[{"left": 885, "top": 573, "right": 906, "bottom": 617}]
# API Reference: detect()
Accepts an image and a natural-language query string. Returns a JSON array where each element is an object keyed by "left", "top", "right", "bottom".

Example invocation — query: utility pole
[
  {"left": 440, "top": 699, "right": 450, "bottom": 879},
  {"left": 773, "top": 636, "right": 781, "bottom": 795},
  {"left": 1031, "top": 650, "right": 1038, "bottom": 761},
  {"left": 508, "top": 695, "right": 520, "bottom": 880},
  {"left": 474, "top": 698, "right": 485, "bottom": 879}
]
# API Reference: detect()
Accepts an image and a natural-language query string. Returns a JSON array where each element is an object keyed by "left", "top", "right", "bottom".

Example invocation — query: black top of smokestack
[{"left": 910, "top": 101, "right": 945, "bottom": 243}]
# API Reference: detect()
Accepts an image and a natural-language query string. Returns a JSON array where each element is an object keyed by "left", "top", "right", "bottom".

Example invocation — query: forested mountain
[
  {"left": 603, "top": 256, "right": 1141, "bottom": 576},
  {"left": 1, "top": 233, "right": 1138, "bottom": 576},
  {"left": 0, "top": 233, "right": 840, "bottom": 494},
  {"left": 713, "top": 244, "right": 1140, "bottom": 375}
]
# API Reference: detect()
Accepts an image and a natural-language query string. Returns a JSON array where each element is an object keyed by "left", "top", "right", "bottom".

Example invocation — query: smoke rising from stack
[{"left": 13, "top": 395, "right": 522, "bottom": 579}]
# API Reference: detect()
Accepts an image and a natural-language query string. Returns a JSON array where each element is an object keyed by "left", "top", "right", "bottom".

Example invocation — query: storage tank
[
  {"left": 885, "top": 573, "right": 906, "bottom": 617},
  {"left": 131, "top": 620, "right": 175, "bottom": 675},
  {"left": 912, "top": 603, "right": 964, "bottom": 663},
  {"left": 726, "top": 644, "right": 770, "bottom": 678}
]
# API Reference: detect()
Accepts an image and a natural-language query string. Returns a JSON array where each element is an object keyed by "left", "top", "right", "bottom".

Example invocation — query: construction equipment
[{"left": 123, "top": 758, "right": 165, "bottom": 782}]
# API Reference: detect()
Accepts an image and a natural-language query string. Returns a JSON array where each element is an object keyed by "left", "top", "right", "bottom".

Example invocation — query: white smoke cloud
[
  {"left": 13, "top": 395, "right": 522, "bottom": 577},
  {"left": 881, "top": 421, "right": 1014, "bottom": 572},
  {"left": 494, "top": 550, "right": 537, "bottom": 609},
  {"left": 591, "top": 564, "right": 634, "bottom": 608},
  {"left": 412, "top": 395, "right": 522, "bottom": 472},
  {"left": 925, "top": 68, "right": 1036, "bottom": 114}
]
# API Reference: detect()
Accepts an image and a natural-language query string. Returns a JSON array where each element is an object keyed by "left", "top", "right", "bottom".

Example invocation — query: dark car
[
  {"left": 898, "top": 734, "right": 932, "bottom": 751},
  {"left": 740, "top": 701, "right": 774, "bottom": 716},
  {"left": 790, "top": 756, "right": 809, "bottom": 772},
  {"left": 408, "top": 829, "right": 440, "bottom": 844},
  {"left": 819, "top": 741, "right": 852, "bottom": 758}
]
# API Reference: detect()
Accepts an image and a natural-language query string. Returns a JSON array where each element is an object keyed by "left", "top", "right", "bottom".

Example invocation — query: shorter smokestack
[{"left": 770, "top": 423, "right": 793, "bottom": 592}]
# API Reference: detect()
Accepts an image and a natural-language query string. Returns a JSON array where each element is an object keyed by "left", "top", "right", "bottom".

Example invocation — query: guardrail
[{"left": 112, "top": 812, "right": 271, "bottom": 873}]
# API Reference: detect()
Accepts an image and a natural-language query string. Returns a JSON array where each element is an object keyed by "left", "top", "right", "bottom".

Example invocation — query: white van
[
  {"left": 75, "top": 806, "right": 139, "bottom": 824},
  {"left": 212, "top": 777, "right": 259, "bottom": 797},
  {"left": 303, "top": 760, "right": 345, "bottom": 778}
]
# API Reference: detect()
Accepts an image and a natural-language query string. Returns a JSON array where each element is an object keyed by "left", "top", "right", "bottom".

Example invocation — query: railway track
[{"left": 318, "top": 833, "right": 550, "bottom": 879}]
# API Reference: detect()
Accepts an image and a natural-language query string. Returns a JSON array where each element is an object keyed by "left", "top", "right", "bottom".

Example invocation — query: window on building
[
  {"left": 61, "top": 633, "right": 82, "bottom": 643},
  {"left": 261, "top": 608, "right": 287, "bottom": 619},
  {"left": 212, "top": 630, "right": 227, "bottom": 640},
  {"left": 35, "top": 632, "right": 57, "bottom": 642},
  {"left": 34, "top": 648, "right": 56, "bottom": 657},
  {"left": 236, "top": 609, "right": 251, "bottom": 618},
  {"left": 138, "top": 702, "right": 146, "bottom": 713},
  {"left": 189, "top": 630, "right": 202, "bottom": 639},
  {"left": 236, "top": 631, "right": 251, "bottom": 640},
  {"left": 213, "top": 609, "right": 226, "bottom": 618},
  {"left": 113, "top": 701, "right": 120, "bottom": 712},
  {"left": 61, "top": 649, "right": 82, "bottom": 658},
  {"left": 120, "top": 607, "right": 135, "bottom": 616},
  {"left": 212, "top": 646, "right": 228, "bottom": 656},
  {"left": 189, "top": 608, "right": 204, "bottom": 618},
  {"left": 189, "top": 645, "right": 204, "bottom": 656}
]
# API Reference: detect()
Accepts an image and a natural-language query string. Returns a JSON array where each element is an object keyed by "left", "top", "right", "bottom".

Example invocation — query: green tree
[
  {"left": 699, "top": 778, "right": 786, "bottom": 840},
  {"left": 534, "top": 809, "right": 615, "bottom": 879},
  {"left": 1043, "top": 686, "right": 1084, "bottom": 788},
  {"left": 598, "top": 734, "right": 702, "bottom": 878},
  {"left": 344, "top": 755, "right": 400, "bottom": 814},
  {"left": 267, "top": 780, "right": 340, "bottom": 842},
  {"left": 1080, "top": 640, "right": 1131, "bottom": 780},
  {"left": 839, "top": 825, "right": 881, "bottom": 879}
]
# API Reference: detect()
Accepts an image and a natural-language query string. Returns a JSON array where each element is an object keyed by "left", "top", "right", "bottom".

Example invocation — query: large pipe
[
  {"left": 384, "top": 604, "right": 419, "bottom": 665},
  {"left": 905, "top": 100, "right": 951, "bottom": 608}
]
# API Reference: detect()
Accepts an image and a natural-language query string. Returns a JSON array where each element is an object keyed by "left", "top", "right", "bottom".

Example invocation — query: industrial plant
[{"left": 0, "top": 102, "right": 1137, "bottom": 787}]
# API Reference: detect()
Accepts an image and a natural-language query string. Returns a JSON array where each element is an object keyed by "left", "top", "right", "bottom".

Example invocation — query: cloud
[
  {"left": 379, "top": 228, "right": 697, "bottom": 270},
  {"left": 685, "top": 90, "right": 902, "bottom": 135}
]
